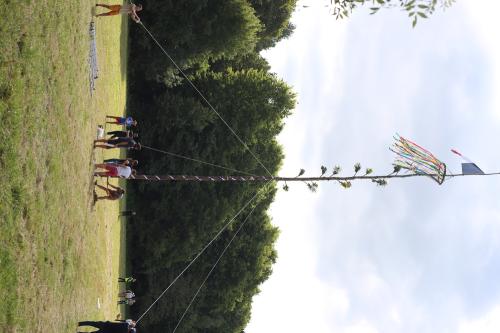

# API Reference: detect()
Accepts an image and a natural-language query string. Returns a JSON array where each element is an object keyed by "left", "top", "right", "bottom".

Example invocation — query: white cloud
[
  {"left": 458, "top": 306, "right": 500, "bottom": 333},
  {"left": 461, "top": 0, "right": 500, "bottom": 120},
  {"left": 343, "top": 320, "right": 380, "bottom": 333}
]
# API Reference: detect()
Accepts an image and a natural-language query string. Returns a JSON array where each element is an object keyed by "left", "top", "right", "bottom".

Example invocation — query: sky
[{"left": 246, "top": 1, "right": 500, "bottom": 332}]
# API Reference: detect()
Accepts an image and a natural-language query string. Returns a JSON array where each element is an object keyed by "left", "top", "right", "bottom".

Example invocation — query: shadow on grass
[
  {"left": 87, "top": 147, "right": 98, "bottom": 210},
  {"left": 118, "top": 193, "right": 130, "bottom": 319}
]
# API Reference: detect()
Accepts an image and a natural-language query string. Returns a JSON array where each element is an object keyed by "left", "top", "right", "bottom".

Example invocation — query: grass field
[{"left": 0, "top": 1, "right": 129, "bottom": 332}]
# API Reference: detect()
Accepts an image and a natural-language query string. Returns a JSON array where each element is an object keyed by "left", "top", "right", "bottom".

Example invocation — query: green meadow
[{"left": 0, "top": 1, "right": 129, "bottom": 332}]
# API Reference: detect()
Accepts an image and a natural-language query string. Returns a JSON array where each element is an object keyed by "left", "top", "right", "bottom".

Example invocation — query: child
[
  {"left": 105, "top": 115, "right": 138, "bottom": 127},
  {"left": 94, "top": 182, "right": 125, "bottom": 201}
]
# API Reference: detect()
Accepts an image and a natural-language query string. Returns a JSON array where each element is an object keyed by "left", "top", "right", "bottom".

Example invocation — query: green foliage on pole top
[
  {"left": 339, "top": 180, "right": 352, "bottom": 189},
  {"left": 285, "top": 163, "right": 388, "bottom": 191},
  {"left": 354, "top": 162, "right": 361, "bottom": 174},
  {"left": 332, "top": 165, "right": 342, "bottom": 175},
  {"left": 329, "top": 0, "right": 456, "bottom": 26},
  {"left": 320, "top": 165, "right": 328, "bottom": 176},
  {"left": 392, "top": 164, "right": 402, "bottom": 174},
  {"left": 307, "top": 182, "right": 319, "bottom": 192},
  {"left": 372, "top": 179, "right": 388, "bottom": 186}
]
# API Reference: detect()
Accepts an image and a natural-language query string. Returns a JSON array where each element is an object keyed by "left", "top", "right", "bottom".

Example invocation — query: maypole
[
  {"left": 129, "top": 173, "right": 433, "bottom": 183},
  {"left": 117, "top": 135, "right": 500, "bottom": 187},
  {"left": 127, "top": 171, "right": 500, "bottom": 183}
]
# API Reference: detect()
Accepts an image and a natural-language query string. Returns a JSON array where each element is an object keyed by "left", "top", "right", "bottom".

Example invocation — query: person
[
  {"left": 104, "top": 158, "right": 139, "bottom": 167},
  {"left": 94, "top": 137, "right": 141, "bottom": 150},
  {"left": 118, "top": 290, "right": 135, "bottom": 299},
  {"left": 77, "top": 320, "right": 130, "bottom": 333},
  {"left": 119, "top": 210, "right": 137, "bottom": 217},
  {"left": 97, "top": 125, "right": 105, "bottom": 138},
  {"left": 105, "top": 115, "right": 137, "bottom": 127},
  {"left": 95, "top": 3, "right": 143, "bottom": 23},
  {"left": 117, "top": 298, "right": 136, "bottom": 306},
  {"left": 94, "top": 163, "right": 135, "bottom": 178},
  {"left": 118, "top": 276, "right": 137, "bottom": 283},
  {"left": 94, "top": 182, "right": 125, "bottom": 201},
  {"left": 107, "top": 130, "right": 139, "bottom": 139}
]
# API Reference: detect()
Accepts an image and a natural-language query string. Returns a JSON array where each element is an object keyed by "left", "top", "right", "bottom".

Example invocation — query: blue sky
[{"left": 247, "top": 1, "right": 500, "bottom": 332}]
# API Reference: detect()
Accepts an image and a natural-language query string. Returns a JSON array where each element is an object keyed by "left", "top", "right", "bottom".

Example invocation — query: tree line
[{"left": 126, "top": 1, "right": 297, "bottom": 332}]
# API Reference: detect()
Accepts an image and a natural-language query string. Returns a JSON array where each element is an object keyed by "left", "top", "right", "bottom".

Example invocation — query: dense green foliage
[
  {"left": 129, "top": 0, "right": 297, "bottom": 83},
  {"left": 127, "top": 1, "right": 297, "bottom": 332}
]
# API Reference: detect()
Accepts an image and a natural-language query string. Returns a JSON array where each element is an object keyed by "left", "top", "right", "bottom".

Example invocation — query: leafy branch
[
  {"left": 286, "top": 163, "right": 396, "bottom": 192},
  {"left": 328, "top": 0, "right": 456, "bottom": 27}
]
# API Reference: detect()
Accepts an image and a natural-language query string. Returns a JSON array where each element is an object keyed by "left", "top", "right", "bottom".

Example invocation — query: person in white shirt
[{"left": 94, "top": 163, "right": 135, "bottom": 179}]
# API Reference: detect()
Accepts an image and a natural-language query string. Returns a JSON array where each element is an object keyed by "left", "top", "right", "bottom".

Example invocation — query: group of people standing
[
  {"left": 95, "top": 115, "right": 141, "bottom": 151},
  {"left": 82, "top": 4, "right": 145, "bottom": 333},
  {"left": 117, "top": 276, "right": 137, "bottom": 305},
  {"left": 77, "top": 277, "right": 138, "bottom": 333},
  {"left": 93, "top": 116, "right": 141, "bottom": 202}
]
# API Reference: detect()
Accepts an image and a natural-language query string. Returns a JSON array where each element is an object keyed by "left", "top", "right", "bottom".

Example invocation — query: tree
[
  {"left": 247, "top": 0, "right": 298, "bottom": 50},
  {"left": 209, "top": 52, "right": 272, "bottom": 74},
  {"left": 129, "top": 0, "right": 262, "bottom": 82},
  {"left": 126, "top": 68, "right": 295, "bottom": 332},
  {"left": 329, "top": 0, "right": 456, "bottom": 27}
]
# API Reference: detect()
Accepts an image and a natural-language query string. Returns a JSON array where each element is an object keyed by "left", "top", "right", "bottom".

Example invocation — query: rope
[
  {"left": 172, "top": 203, "right": 258, "bottom": 333},
  {"left": 141, "top": 145, "right": 258, "bottom": 176},
  {"left": 446, "top": 172, "right": 500, "bottom": 178},
  {"left": 135, "top": 183, "right": 269, "bottom": 323},
  {"left": 136, "top": 21, "right": 274, "bottom": 178}
]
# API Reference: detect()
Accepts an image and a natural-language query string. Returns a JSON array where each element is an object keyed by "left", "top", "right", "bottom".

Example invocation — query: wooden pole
[{"left": 123, "top": 172, "right": 500, "bottom": 183}]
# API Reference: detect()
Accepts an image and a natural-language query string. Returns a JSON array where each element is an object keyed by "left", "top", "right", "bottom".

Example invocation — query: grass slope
[{"left": 0, "top": 1, "right": 129, "bottom": 332}]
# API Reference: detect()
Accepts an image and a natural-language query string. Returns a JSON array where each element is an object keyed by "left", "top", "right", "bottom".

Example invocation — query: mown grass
[{"left": 0, "top": 1, "right": 129, "bottom": 332}]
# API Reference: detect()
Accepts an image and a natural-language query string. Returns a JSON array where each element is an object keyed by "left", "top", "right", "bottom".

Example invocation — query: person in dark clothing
[
  {"left": 119, "top": 210, "right": 137, "bottom": 217},
  {"left": 77, "top": 321, "right": 130, "bottom": 333},
  {"left": 94, "top": 137, "right": 141, "bottom": 150},
  {"left": 117, "top": 298, "right": 136, "bottom": 305},
  {"left": 96, "top": 137, "right": 135, "bottom": 146},
  {"left": 104, "top": 158, "right": 139, "bottom": 167},
  {"left": 107, "top": 130, "right": 139, "bottom": 139},
  {"left": 118, "top": 276, "right": 137, "bottom": 283},
  {"left": 107, "top": 130, "right": 128, "bottom": 138}
]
